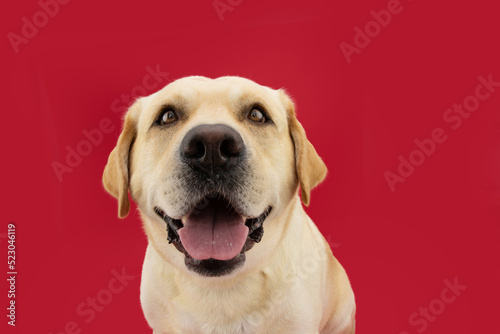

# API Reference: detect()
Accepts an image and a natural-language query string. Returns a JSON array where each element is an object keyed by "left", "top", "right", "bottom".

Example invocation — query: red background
[{"left": 2, "top": 0, "right": 500, "bottom": 333}]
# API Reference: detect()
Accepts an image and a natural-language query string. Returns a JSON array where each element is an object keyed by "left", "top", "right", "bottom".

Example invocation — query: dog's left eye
[
  {"left": 157, "top": 108, "right": 179, "bottom": 125},
  {"left": 248, "top": 107, "right": 266, "bottom": 123}
]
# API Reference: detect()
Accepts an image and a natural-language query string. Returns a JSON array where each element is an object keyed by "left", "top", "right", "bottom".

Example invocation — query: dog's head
[{"left": 103, "top": 76, "right": 326, "bottom": 277}]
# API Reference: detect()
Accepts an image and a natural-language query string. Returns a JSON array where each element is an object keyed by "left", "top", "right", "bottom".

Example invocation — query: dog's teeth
[{"left": 182, "top": 216, "right": 188, "bottom": 223}]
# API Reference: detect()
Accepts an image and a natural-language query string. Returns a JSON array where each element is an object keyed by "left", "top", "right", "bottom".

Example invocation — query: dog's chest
[
  {"left": 168, "top": 285, "right": 269, "bottom": 334},
  {"left": 145, "top": 275, "right": 299, "bottom": 334},
  {"left": 173, "top": 310, "right": 260, "bottom": 334},
  {"left": 170, "top": 303, "right": 314, "bottom": 334}
]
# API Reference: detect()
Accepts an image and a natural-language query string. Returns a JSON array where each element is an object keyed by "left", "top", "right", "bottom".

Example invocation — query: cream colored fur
[{"left": 103, "top": 76, "right": 355, "bottom": 334}]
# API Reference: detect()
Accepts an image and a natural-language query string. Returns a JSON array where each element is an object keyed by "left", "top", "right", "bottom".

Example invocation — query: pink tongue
[{"left": 178, "top": 199, "right": 249, "bottom": 261}]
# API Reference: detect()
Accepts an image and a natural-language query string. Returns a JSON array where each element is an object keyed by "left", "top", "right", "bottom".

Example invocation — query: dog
[{"left": 103, "top": 76, "right": 356, "bottom": 334}]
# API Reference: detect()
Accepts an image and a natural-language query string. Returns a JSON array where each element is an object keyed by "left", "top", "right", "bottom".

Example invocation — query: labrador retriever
[{"left": 103, "top": 76, "right": 356, "bottom": 334}]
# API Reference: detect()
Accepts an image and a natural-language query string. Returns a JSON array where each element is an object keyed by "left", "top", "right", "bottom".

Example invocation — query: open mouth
[{"left": 154, "top": 195, "right": 271, "bottom": 275}]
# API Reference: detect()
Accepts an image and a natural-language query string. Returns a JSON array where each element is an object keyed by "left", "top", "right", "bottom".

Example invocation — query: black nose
[{"left": 181, "top": 124, "right": 245, "bottom": 175}]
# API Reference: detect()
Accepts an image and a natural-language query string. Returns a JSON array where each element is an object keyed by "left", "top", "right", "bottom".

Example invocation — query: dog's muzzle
[{"left": 154, "top": 124, "right": 272, "bottom": 276}]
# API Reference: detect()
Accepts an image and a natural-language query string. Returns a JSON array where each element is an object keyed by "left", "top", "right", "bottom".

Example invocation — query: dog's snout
[{"left": 181, "top": 124, "right": 245, "bottom": 174}]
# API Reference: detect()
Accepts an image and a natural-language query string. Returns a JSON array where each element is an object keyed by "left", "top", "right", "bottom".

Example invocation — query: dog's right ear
[{"left": 102, "top": 99, "right": 141, "bottom": 218}]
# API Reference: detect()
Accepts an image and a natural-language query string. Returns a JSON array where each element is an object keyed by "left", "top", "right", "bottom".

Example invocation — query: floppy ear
[
  {"left": 102, "top": 100, "right": 141, "bottom": 218},
  {"left": 280, "top": 90, "right": 327, "bottom": 206}
]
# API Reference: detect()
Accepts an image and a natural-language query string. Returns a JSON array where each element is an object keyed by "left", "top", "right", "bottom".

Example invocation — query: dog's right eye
[{"left": 156, "top": 108, "right": 179, "bottom": 126}]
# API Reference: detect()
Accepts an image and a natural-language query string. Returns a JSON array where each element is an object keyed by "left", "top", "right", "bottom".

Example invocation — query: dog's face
[{"left": 103, "top": 76, "right": 326, "bottom": 277}]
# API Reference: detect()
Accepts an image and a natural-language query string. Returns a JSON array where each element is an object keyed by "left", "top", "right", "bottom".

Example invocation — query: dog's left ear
[
  {"left": 102, "top": 99, "right": 141, "bottom": 218},
  {"left": 279, "top": 90, "right": 327, "bottom": 206}
]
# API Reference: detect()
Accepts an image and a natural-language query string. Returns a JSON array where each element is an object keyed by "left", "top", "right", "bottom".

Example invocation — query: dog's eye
[
  {"left": 248, "top": 108, "right": 266, "bottom": 123},
  {"left": 157, "top": 108, "right": 179, "bottom": 125}
]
